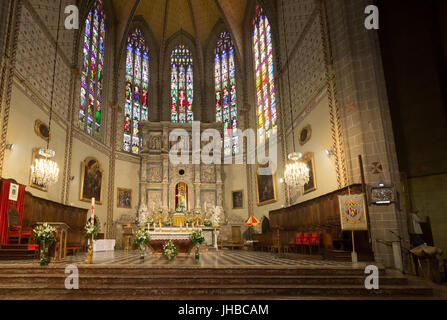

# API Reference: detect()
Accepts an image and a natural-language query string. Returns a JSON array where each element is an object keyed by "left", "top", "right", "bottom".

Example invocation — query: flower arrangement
[
  {"left": 134, "top": 229, "right": 151, "bottom": 247},
  {"left": 84, "top": 219, "right": 99, "bottom": 237},
  {"left": 134, "top": 229, "right": 151, "bottom": 260},
  {"left": 190, "top": 229, "right": 205, "bottom": 245},
  {"left": 203, "top": 219, "right": 212, "bottom": 227},
  {"left": 162, "top": 240, "right": 178, "bottom": 262},
  {"left": 33, "top": 223, "right": 57, "bottom": 244},
  {"left": 33, "top": 223, "right": 57, "bottom": 266}
]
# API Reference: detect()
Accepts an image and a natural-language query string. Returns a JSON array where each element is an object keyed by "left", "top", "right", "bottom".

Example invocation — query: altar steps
[{"left": 0, "top": 265, "right": 433, "bottom": 299}]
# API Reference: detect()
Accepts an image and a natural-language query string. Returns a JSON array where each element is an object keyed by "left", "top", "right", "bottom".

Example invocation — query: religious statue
[
  {"left": 211, "top": 206, "right": 223, "bottom": 227},
  {"left": 138, "top": 203, "right": 149, "bottom": 227},
  {"left": 176, "top": 184, "right": 187, "bottom": 213}
]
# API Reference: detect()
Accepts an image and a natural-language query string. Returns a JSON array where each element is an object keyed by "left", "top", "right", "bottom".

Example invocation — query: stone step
[
  {"left": 0, "top": 284, "right": 433, "bottom": 299},
  {"left": 0, "top": 266, "right": 386, "bottom": 276},
  {"left": 0, "top": 274, "right": 408, "bottom": 286}
]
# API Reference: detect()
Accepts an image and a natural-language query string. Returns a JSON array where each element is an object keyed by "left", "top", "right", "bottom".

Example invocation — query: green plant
[{"left": 203, "top": 219, "right": 212, "bottom": 227}]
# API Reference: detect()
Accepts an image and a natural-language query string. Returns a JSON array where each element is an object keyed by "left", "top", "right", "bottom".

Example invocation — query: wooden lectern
[{"left": 37, "top": 222, "right": 70, "bottom": 262}]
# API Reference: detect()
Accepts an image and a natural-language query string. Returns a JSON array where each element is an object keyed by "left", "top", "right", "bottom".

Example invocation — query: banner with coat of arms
[{"left": 338, "top": 194, "right": 368, "bottom": 231}]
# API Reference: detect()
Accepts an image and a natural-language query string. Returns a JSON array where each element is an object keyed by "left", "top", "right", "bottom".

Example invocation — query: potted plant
[
  {"left": 134, "top": 229, "right": 151, "bottom": 260},
  {"left": 190, "top": 229, "right": 205, "bottom": 260},
  {"left": 162, "top": 240, "right": 178, "bottom": 262},
  {"left": 33, "top": 223, "right": 57, "bottom": 266}
]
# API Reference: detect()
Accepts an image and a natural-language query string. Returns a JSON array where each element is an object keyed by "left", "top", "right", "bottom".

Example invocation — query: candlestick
[{"left": 91, "top": 197, "right": 95, "bottom": 219}]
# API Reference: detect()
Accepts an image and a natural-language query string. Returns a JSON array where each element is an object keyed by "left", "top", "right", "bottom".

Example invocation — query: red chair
[
  {"left": 303, "top": 233, "right": 312, "bottom": 254},
  {"left": 310, "top": 233, "right": 321, "bottom": 254},
  {"left": 7, "top": 206, "right": 31, "bottom": 245}
]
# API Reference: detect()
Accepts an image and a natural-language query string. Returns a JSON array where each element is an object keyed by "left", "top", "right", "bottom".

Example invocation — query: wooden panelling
[
  {"left": 255, "top": 185, "right": 373, "bottom": 257},
  {"left": 23, "top": 192, "right": 88, "bottom": 246}
]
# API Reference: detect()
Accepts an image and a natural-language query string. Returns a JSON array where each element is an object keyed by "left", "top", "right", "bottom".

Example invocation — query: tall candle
[
  {"left": 204, "top": 202, "right": 207, "bottom": 213},
  {"left": 91, "top": 197, "right": 95, "bottom": 219}
]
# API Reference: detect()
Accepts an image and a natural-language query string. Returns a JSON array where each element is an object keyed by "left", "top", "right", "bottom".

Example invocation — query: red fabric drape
[{"left": 0, "top": 181, "right": 26, "bottom": 246}]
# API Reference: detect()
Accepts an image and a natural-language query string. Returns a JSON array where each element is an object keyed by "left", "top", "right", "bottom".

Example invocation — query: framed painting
[
  {"left": 232, "top": 190, "right": 244, "bottom": 209},
  {"left": 303, "top": 152, "right": 317, "bottom": 194},
  {"left": 117, "top": 188, "right": 132, "bottom": 209},
  {"left": 256, "top": 165, "right": 277, "bottom": 206},
  {"left": 299, "top": 125, "right": 312, "bottom": 146},
  {"left": 30, "top": 148, "right": 48, "bottom": 192},
  {"left": 80, "top": 157, "right": 104, "bottom": 204}
]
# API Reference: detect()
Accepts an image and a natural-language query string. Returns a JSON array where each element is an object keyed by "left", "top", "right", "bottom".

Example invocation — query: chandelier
[
  {"left": 284, "top": 153, "right": 310, "bottom": 188},
  {"left": 30, "top": 0, "right": 62, "bottom": 187},
  {"left": 31, "top": 149, "right": 59, "bottom": 186},
  {"left": 280, "top": 1, "right": 309, "bottom": 190}
]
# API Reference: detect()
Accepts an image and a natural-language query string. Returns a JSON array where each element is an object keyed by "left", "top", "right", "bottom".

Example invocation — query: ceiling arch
[{"left": 111, "top": 0, "right": 248, "bottom": 56}]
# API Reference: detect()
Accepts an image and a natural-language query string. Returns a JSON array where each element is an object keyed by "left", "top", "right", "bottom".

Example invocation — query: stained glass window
[
  {"left": 123, "top": 29, "right": 149, "bottom": 155},
  {"left": 253, "top": 6, "right": 277, "bottom": 144},
  {"left": 215, "top": 32, "right": 238, "bottom": 156},
  {"left": 80, "top": 0, "right": 106, "bottom": 137},
  {"left": 171, "top": 44, "right": 193, "bottom": 123}
]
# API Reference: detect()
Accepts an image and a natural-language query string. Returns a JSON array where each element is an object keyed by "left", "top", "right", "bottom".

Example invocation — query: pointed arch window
[
  {"left": 252, "top": 6, "right": 277, "bottom": 144},
  {"left": 79, "top": 0, "right": 106, "bottom": 137},
  {"left": 215, "top": 32, "right": 238, "bottom": 156},
  {"left": 171, "top": 44, "right": 194, "bottom": 123},
  {"left": 123, "top": 29, "right": 149, "bottom": 155}
]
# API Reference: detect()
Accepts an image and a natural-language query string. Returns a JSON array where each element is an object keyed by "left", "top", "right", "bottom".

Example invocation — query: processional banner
[{"left": 338, "top": 194, "right": 368, "bottom": 231}]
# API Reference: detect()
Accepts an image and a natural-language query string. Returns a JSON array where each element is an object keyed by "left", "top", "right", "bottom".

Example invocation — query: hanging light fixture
[
  {"left": 284, "top": 152, "right": 310, "bottom": 188},
  {"left": 31, "top": 0, "right": 62, "bottom": 187},
  {"left": 280, "top": 0, "right": 310, "bottom": 188}
]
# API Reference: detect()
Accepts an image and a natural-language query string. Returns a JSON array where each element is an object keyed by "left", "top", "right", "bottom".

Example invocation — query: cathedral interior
[{"left": 0, "top": 0, "right": 446, "bottom": 302}]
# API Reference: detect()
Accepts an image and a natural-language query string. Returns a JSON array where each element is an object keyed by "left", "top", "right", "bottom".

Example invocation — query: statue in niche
[
  {"left": 149, "top": 136, "right": 161, "bottom": 150},
  {"left": 175, "top": 183, "right": 188, "bottom": 213}
]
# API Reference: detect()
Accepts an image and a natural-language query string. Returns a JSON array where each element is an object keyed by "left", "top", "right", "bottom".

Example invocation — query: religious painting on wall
[
  {"left": 303, "top": 152, "right": 317, "bottom": 194},
  {"left": 34, "top": 119, "right": 50, "bottom": 142},
  {"left": 30, "top": 148, "right": 48, "bottom": 192},
  {"left": 256, "top": 165, "right": 277, "bottom": 206},
  {"left": 299, "top": 125, "right": 312, "bottom": 146},
  {"left": 117, "top": 188, "right": 132, "bottom": 209},
  {"left": 80, "top": 157, "right": 104, "bottom": 204},
  {"left": 232, "top": 190, "right": 244, "bottom": 209}
]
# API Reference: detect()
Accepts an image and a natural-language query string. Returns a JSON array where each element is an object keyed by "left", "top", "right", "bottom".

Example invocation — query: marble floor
[{"left": 0, "top": 250, "right": 365, "bottom": 268}]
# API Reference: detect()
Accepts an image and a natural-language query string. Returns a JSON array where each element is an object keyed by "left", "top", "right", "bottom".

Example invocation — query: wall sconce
[
  {"left": 6, "top": 144, "right": 15, "bottom": 150},
  {"left": 324, "top": 148, "right": 335, "bottom": 157}
]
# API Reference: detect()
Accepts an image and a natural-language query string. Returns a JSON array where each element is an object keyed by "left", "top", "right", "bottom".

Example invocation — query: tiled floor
[{"left": 0, "top": 250, "right": 362, "bottom": 268}]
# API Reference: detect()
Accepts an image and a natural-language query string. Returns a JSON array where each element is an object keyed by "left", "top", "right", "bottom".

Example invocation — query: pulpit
[{"left": 37, "top": 222, "right": 69, "bottom": 262}]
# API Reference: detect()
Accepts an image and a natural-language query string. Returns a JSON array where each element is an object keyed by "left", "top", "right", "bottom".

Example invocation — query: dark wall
[{"left": 378, "top": 0, "right": 447, "bottom": 178}]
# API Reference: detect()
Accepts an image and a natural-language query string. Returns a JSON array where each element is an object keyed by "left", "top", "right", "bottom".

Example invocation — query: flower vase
[
  {"left": 84, "top": 235, "right": 94, "bottom": 264},
  {"left": 39, "top": 240, "right": 49, "bottom": 266},
  {"left": 140, "top": 244, "right": 146, "bottom": 260},
  {"left": 195, "top": 244, "right": 200, "bottom": 261}
]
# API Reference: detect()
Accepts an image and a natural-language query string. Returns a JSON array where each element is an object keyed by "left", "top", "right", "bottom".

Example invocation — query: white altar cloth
[
  {"left": 93, "top": 239, "right": 116, "bottom": 252},
  {"left": 149, "top": 231, "right": 192, "bottom": 241}
]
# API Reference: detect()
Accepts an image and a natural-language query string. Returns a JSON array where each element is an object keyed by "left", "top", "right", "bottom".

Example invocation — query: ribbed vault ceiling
[{"left": 111, "top": 0, "right": 248, "bottom": 53}]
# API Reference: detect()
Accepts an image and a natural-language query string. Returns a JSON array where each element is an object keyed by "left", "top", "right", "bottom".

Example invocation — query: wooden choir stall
[
  {"left": 253, "top": 184, "right": 374, "bottom": 261},
  {"left": 23, "top": 192, "right": 88, "bottom": 261}
]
